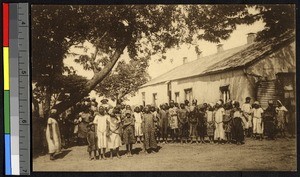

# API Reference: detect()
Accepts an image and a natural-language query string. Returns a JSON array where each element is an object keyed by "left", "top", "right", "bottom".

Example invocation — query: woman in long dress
[
  {"left": 46, "top": 109, "right": 62, "bottom": 160},
  {"left": 107, "top": 112, "right": 122, "bottom": 159},
  {"left": 231, "top": 101, "right": 244, "bottom": 145},
  {"left": 276, "top": 100, "right": 288, "bottom": 138},
  {"left": 78, "top": 105, "right": 92, "bottom": 145},
  {"left": 142, "top": 106, "right": 158, "bottom": 153}
]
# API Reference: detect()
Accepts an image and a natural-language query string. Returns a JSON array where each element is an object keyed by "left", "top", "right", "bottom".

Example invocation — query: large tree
[{"left": 31, "top": 4, "right": 295, "bottom": 114}]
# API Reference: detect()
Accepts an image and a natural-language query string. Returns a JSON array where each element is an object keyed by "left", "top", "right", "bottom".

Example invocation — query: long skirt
[
  {"left": 160, "top": 119, "right": 168, "bottom": 138},
  {"left": 206, "top": 122, "right": 214, "bottom": 137},
  {"left": 179, "top": 122, "right": 189, "bottom": 138},
  {"left": 46, "top": 124, "right": 61, "bottom": 154},
  {"left": 198, "top": 123, "right": 206, "bottom": 137},
  {"left": 214, "top": 122, "right": 225, "bottom": 140},
  {"left": 144, "top": 125, "right": 157, "bottom": 150},
  {"left": 264, "top": 120, "right": 276, "bottom": 138},
  {"left": 232, "top": 118, "right": 244, "bottom": 142},
  {"left": 189, "top": 124, "right": 198, "bottom": 138},
  {"left": 107, "top": 133, "right": 122, "bottom": 149},
  {"left": 123, "top": 126, "right": 136, "bottom": 145}
]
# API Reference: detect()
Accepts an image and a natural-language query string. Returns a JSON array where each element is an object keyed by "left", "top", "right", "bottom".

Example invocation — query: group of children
[
  {"left": 85, "top": 105, "right": 159, "bottom": 160},
  {"left": 47, "top": 96, "right": 289, "bottom": 160}
]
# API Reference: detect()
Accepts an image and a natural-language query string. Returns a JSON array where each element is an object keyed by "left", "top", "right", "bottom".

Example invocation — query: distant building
[{"left": 128, "top": 32, "right": 295, "bottom": 109}]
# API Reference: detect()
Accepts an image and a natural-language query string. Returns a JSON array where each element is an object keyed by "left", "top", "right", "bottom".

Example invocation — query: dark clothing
[
  {"left": 231, "top": 113, "right": 244, "bottom": 143},
  {"left": 143, "top": 113, "right": 158, "bottom": 150},
  {"left": 87, "top": 131, "right": 97, "bottom": 152},
  {"left": 159, "top": 110, "right": 169, "bottom": 139},
  {"left": 122, "top": 117, "right": 136, "bottom": 145},
  {"left": 198, "top": 111, "right": 206, "bottom": 137},
  {"left": 264, "top": 106, "right": 277, "bottom": 139},
  {"left": 188, "top": 107, "right": 199, "bottom": 138},
  {"left": 178, "top": 109, "right": 189, "bottom": 138}
]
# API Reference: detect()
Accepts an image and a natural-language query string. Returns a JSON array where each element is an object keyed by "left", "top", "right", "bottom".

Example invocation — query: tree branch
[{"left": 53, "top": 31, "right": 131, "bottom": 114}]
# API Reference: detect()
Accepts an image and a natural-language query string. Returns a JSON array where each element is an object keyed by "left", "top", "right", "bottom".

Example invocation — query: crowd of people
[{"left": 45, "top": 96, "right": 291, "bottom": 161}]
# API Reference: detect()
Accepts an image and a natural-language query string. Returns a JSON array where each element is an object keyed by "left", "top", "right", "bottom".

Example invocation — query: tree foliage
[{"left": 31, "top": 4, "right": 295, "bottom": 114}]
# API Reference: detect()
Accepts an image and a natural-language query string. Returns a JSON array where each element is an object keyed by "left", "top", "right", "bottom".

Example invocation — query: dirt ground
[{"left": 33, "top": 138, "right": 296, "bottom": 171}]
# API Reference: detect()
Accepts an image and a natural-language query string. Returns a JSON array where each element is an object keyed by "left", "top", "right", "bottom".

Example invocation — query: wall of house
[
  {"left": 125, "top": 83, "right": 168, "bottom": 107},
  {"left": 170, "top": 69, "right": 255, "bottom": 105},
  {"left": 126, "top": 41, "right": 295, "bottom": 107}
]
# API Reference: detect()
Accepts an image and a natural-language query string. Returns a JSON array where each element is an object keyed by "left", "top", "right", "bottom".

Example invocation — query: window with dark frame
[
  {"left": 219, "top": 85, "right": 230, "bottom": 102},
  {"left": 175, "top": 92, "right": 180, "bottom": 103},
  {"left": 153, "top": 93, "right": 157, "bottom": 107},
  {"left": 184, "top": 88, "right": 193, "bottom": 103},
  {"left": 142, "top": 92, "right": 145, "bottom": 106}
]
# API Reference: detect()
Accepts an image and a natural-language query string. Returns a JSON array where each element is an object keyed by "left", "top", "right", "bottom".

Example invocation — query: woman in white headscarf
[{"left": 276, "top": 100, "right": 288, "bottom": 138}]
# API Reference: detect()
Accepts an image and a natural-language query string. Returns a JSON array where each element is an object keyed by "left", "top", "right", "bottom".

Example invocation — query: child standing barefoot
[
  {"left": 206, "top": 103, "right": 215, "bottom": 143},
  {"left": 223, "top": 102, "right": 233, "bottom": 144},
  {"left": 231, "top": 101, "right": 245, "bottom": 145},
  {"left": 142, "top": 106, "right": 158, "bottom": 154},
  {"left": 252, "top": 101, "right": 264, "bottom": 141},
  {"left": 107, "top": 111, "right": 122, "bottom": 159},
  {"left": 198, "top": 104, "right": 207, "bottom": 144},
  {"left": 214, "top": 101, "right": 225, "bottom": 144},
  {"left": 93, "top": 106, "right": 109, "bottom": 160},
  {"left": 87, "top": 124, "right": 97, "bottom": 160},
  {"left": 178, "top": 103, "right": 189, "bottom": 144},
  {"left": 133, "top": 107, "right": 143, "bottom": 143},
  {"left": 168, "top": 101, "right": 179, "bottom": 143},
  {"left": 122, "top": 110, "right": 136, "bottom": 157}
]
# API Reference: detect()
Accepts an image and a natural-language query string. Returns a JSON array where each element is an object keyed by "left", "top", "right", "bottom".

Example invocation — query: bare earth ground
[{"left": 33, "top": 138, "right": 296, "bottom": 171}]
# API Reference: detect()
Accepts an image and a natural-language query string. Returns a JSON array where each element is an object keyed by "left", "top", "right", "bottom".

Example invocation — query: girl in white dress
[
  {"left": 133, "top": 107, "right": 143, "bottom": 143},
  {"left": 93, "top": 106, "right": 110, "bottom": 160}
]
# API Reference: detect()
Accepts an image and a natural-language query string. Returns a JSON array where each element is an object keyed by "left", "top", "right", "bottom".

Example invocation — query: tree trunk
[
  {"left": 53, "top": 42, "right": 128, "bottom": 114},
  {"left": 44, "top": 86, "right": 52, "bottom": 118}
]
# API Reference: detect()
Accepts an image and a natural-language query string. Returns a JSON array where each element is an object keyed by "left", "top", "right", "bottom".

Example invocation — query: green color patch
[{"left": 4, "top": 91, "right": 10, "bottom": 133}]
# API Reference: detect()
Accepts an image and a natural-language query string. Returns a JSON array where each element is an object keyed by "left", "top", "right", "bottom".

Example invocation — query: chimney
[
  {"left": 247, "top": 33, "right": 256, "bottom": 44},
  {"left": 217, "top": 44, "right": 224, "bottom": 53},
  {"left": 195, "top": 45, "right": 203, "bottom": 60},
  {"left": 183, "top": 57, "right": 188, "bottom": 64},
  {"left": 197, "top": 51, "right": 203, "bottom": 60}
]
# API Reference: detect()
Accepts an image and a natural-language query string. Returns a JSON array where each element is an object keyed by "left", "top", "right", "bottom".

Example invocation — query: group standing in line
[{"left": 45, "top": 96, "right": 290, "bottom": 160}]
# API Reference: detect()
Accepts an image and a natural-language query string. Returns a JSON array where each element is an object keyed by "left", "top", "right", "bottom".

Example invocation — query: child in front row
[
  {"left": 133, "top": 107, "right": 143, "bottom": 143},
  {"left": 87, "top": 123, "right": 97, "bottom": 160},
  {"left": 122, "top": 110, "right": 136, "bottom": 157}
]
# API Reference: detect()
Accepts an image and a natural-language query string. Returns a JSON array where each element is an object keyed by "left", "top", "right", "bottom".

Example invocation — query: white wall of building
[{"left": 127, "top": 69, "right": 255, "bottom": 106}]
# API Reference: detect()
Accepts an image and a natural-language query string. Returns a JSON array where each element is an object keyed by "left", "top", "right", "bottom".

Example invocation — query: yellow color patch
[{"left": 3, "top": 47, "right": 9, "bottom": 90}]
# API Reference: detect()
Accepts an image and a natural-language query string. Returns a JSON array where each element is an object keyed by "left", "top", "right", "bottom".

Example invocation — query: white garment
[
  {"left": 134, "top": 112, "right": 143, "bottom": 136},
  {"left": 214, "top": 108, "right": 225, "bottom": 140},
  {"left": 107, "top": 117, "right": 122, "bottom": 149},
  {"left": 242, "top": 103, "right": 253, "bottom": 128},
  {"left": 134, "top": 112, "right": 142, "bottom": 123},
  {"left": 46, "top": 118, "right": 61, "bottom": 154},
  {"left": 93, "top": 114, "right": 109, "bottom": 148},
  {"left": 252, "top": 108, "right": 264, "bottom": 134}
]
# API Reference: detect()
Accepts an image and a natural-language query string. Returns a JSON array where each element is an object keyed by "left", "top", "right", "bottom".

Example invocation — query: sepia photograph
[{"left": 31, "top": 4, "right": 296, "bottom": 171}]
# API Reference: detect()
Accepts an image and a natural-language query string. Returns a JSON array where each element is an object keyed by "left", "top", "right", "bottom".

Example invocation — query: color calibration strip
[
  {"left": 3, "top": 3, "right": 30, "bottom": 175},
  {"left": 3, "top": 3, "right": 12, "bottom": 175}
]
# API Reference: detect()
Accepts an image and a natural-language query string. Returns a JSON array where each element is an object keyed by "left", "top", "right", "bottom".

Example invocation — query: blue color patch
[{"left": 5, "top": 134, "right": 11, "bottom": 175}]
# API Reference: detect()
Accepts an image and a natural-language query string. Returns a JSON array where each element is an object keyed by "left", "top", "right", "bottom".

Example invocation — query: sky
[
  {"left": 63, "top": 20, "right": 265, "bottom": 103},
  {"left": 64, "top": 20, "right": 265, "bottom": 80}
]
